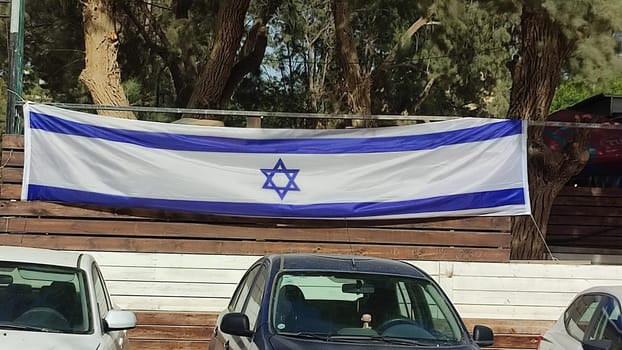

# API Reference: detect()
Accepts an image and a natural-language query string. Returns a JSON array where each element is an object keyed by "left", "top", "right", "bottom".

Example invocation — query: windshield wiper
[
  {"left": 0, "top": 322, "right": 62, "bottom": 333},
  {"left": 281, "top": 331, "right": 331, "bottom": 341},
  {"left": 377, "top": 336, "right": 462, "bottom": 346},
  {"left": 371, "top": 336, "right": 431, "bottom": 345},
  {"left": 329, "top": 334, "right": 431, "bottom": 346}
]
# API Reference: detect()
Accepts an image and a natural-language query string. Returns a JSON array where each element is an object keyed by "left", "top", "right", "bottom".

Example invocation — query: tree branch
[
  {"left": 220, "top": 0, "right": 283, "bottom": 105},
  {"left": 116, "top": 0, "right": 190, "bottom": 106}
]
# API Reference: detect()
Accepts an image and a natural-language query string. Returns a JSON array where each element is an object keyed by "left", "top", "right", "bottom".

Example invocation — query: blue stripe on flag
[
  {"left": 29, "top": 112, "right": 522, "bottom": 154},
  {"left": 27, "top": 184, "right": 525, "bottom": 218}
]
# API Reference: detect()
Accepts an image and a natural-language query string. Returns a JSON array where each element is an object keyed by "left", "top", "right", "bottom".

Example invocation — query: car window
[
  {"left": 587, "top": 295, "right": 622, "bottom": 348},
  {"left": 272, "top": 272, "right": 464, "bottom": 345},
  {"left": 565, "top": 294, "right": 602, "bottom": 341},
  {"left": 243, "top": 265, "right": 267, "bottom": 330},
  {"left": 92, "top": 263, "right": 111, "bottom": 320},
  {"left": 0, "top": 261, "right": 90, "bottom": 333},
  {"left": 230, "top": 264, "right": 261, "bottom": 312}
]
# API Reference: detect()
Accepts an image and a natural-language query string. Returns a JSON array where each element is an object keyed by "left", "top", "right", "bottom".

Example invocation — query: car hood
[
  {"left": 269, "top": 334, "right": 479, "bottom": 349},
  {"left": 0, "top": 329, "right": 98, "bottom": 350}
]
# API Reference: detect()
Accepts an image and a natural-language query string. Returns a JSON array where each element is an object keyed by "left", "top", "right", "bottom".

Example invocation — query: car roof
[
  {"left": 266, "top": 253, "right": 428, "bottom": 279},
  {"left": 580, "top": 285, "right": 622, "bottom": 298},
  {"left": 0, "top": 245, "right": 83, "bottom": 268}
]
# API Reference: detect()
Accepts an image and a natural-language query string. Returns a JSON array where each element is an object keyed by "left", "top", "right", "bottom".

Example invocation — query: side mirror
[
  {"left": 104, "top": 310, "right": 137, "bottom": 331},
  {"left": 220, "top": 312, "right": 254, "bottom": 337},
  {"left": 473, "top": 325, "right": 494, "bottom": 347},
  {"left": 583, "top": 339, "right": 612, "bottom": 350}
]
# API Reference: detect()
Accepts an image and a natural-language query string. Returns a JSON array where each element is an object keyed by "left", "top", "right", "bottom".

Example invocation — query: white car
[
  {"left": 0, "top": 246, "right": 136, "bottom": 350},
  {"left": 538, "top": 286, "right": 622, "bottom": 350}
]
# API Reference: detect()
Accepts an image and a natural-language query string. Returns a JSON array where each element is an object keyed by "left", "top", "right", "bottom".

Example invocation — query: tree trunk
[
  {"left": 220, "top": 0, "right": 282, "bottom": 106},
  {"left": 185, "top": 0, "right": 250, "bottom": 119},
  {"left": 506, "top": 6, "right": 589, "bottom": 259},
  {"left": 79, "top": 0, "right": 135, "bottom": 119},
  {"left": 331, "top": 0, "right": 371, "bottom": 126}
]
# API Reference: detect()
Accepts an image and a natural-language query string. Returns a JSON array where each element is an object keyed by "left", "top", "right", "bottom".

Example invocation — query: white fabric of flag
[{"left": 22, "top": 102, "right": 531, "bottom": 219}]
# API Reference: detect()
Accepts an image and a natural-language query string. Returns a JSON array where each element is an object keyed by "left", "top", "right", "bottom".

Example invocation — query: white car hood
[{"left": 0, "top": 329, "right": 98, "bottom": 350}]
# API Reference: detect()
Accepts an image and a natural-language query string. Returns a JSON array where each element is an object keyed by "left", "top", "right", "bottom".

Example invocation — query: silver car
[
  {"left": 537, "top": 286, "right": 622, "bottom": 350},
  {"left": 0, "top": 246, "right": 136, "bottom": 350}
]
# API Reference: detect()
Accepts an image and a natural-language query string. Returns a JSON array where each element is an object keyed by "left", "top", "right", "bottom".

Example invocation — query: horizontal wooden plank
[
  {"left": 1, "top": 184, "right": 20, "bottom": 199},
  {"left": 0, "top": 200, "right": 154, "bottom": 219},
  {"left": 552, "top": 195, "right": 622, "bottom": 207},
  {"left": 457, "top": 304, "right": 564, "bottom": 321},
  {"left": 101, "top": 266, "right": 246, "bottom": 284},
  {"left": 558, "top": 186, "right": 622, "bottom": 197},
  {"left": 130, "top": 325, "right": 211, "bottom": 340},
  {"left": 549, "top": 216, "right": 622, "bottom": 226},
  {"left": 453, "top": 290, "right": 574, "bottom": 308},
  {"left": 550, "top": 205, "right": 622, "bottom": 217},
  {"left": 113, "top": 295, "right": 228, "bottom": 312},
  {"left": 1, "top": 150, "right": 23, "bottom": 167},
  {"left": 0, "top": 217, "right": 510, "bottom": 248},
  {"left": 549, "top": 225, "right": 622, "bottom": 234},
  {"left": 452, "top": 275, "right": 609, "bottom": 293},
  {"left": 134, "top": 311, "right": 217, "bottom": 326},
  {"left": 1, "top": 167, "right": 22, "bottom": 183},
  {"left": 547, "top": 237, "right": 622, "bottom": 249},
  {"left": 107, "top": 280, "right": 236, "bottom": 298},
  {"left": 491, "top": 334, "right": 540, "bottom": 349},
  {"left": 451, "top": 261, "right": 622, "bottom": 279},
  {"left": 0, "top": 198, "right": 511, "bottom": 232},
  {"left": 1, "top": 134, "right": 24, "bottom": 148},
  {"left": 90, "top": 251, "right": 260, "bottom": 269},
  {"left": 464, "top": 318, "right": 554, "bottom": 335},
  {"left": 0, "top": 234, "right": 509, "bottom": 261},
  {"left": 366, "top": 216, "right": 511, "bottom": 231},
  {"left": 128, "top": 340, "right": 209, "bottom": 350}
]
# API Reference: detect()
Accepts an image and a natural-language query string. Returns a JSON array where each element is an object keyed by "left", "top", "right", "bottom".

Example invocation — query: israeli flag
[{"left": 22, "top": 102, "right": 530, "bottom": 219}]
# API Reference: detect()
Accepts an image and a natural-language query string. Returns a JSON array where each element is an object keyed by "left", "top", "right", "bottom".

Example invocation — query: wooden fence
[
  {"left": 0, "top": 134, "right": 512, "bottom": 262},
  {"left": 549, "top": 186, "right": 622, "bottom": 252},
  {"left": 3, "top": 133, "right": 621, "bottom": 349}
]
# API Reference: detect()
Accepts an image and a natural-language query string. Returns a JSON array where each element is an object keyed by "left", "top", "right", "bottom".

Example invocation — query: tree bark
[
  {"left": 185, "top": 0, "right": 250, "bottom": 119},
  {"left": 332, "top": 0, "right": 371, "bottom": 126},
  {"left": 80, "top": 0, "right": 135, "bottom": 119},
  {"left": 506, "top": 6, "right": 589, "bottom": 259}
]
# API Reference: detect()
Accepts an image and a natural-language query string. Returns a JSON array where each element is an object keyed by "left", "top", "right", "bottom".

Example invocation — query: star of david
[{"left": 260, "top": 158, "right": 300, "bottom": 200}]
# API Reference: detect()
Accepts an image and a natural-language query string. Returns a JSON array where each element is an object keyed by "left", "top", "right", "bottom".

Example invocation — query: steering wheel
[
  {"left": 14, "top": 307, "right": 71, "bottom": 330},
  {"left": 376, "top": 318, "right": 434, "bottom": 338}
]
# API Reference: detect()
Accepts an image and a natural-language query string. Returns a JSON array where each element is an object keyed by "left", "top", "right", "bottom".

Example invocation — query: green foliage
[
  {"left": 550, "top": 81, "right": 592, "bottom": 112},
  {"left": 24, "top": 0, "right": 85, "bottom": 103},
  {"left": 8, "top": 0, "right": 621, "bottom": 128},
  {"left": 514, "top": 0, "right": 622, "bottom": 93},
  {"left": 353, "top": 0, "right": 515, "bottom": 117},
  {"left": 551, "top": 75, "right": 622, "bottom": 111}
]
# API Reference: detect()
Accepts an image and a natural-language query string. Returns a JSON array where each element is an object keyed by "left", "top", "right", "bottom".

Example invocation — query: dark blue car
[{"left": 209, "top": 254, "right": 494, "bottom": 350}]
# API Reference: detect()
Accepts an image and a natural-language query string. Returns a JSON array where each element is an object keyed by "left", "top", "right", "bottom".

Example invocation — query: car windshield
[
  {"left": 272, "top": 272, "right": 465, "bottom": 345},
  {"left": 0, "top": 262, "right": 90, "bottom": 334}
]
